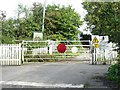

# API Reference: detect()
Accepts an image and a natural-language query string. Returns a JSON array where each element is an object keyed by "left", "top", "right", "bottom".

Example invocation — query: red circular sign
[{"left": 57, "top": 44, "right": 66, "bottom": 53}]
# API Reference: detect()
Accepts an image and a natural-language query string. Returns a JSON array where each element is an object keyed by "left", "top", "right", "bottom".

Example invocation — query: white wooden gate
[{"left": 0, "top": 44, "right": 21, "bottom": 65}]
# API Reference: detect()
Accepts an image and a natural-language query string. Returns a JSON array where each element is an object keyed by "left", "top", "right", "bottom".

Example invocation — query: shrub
[{"left": 108, "top": 56, "right": 120, "bottom": 85}]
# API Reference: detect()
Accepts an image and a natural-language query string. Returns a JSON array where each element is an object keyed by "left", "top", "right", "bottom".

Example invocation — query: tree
[
  {"left": 44, "top": 5, "right": 82, "bottom": 40},
  {"left": 16, "top": 4, "right": 34, "bottom": 40},
  {"left": 32, "top": 2, "right": 43, "bottom": 32},
  {"left": 2, "top": 3, "right": 82, "bottom": 44},
  {"left": 82, "top": 2, "right": 120, "bottom": 47},
  {"left": 2, "top": 4, "right": 34, "bottom": 43},
  {"left": 2, "top": 18, "right": 16, "bottom": 44}
]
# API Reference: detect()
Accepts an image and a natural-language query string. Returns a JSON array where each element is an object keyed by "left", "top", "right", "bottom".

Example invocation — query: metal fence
[{"left": 22, "top": 40, "right": 92, "bottom": 63}]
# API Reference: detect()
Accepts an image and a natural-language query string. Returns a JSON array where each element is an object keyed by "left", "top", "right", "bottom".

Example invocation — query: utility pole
[
  {"left": 0, "top": 10, "right": 6, "bottom": 44},
  {"left": 42, "top": 0, "right": 47, "bottom": 38},
  {"left": 32, "top": 0, "right": 47, "bottom": 40}
]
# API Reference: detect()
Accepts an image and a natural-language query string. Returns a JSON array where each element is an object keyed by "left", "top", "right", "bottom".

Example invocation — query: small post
[
  {"left": 19, "top": 43, "right": 21, "bottom": 65},
  {"left": 90, "top": 41, "right": 94, "bottom": 65},
  {"left": 22, "top": 41, "right": 24, "bottom": 64},
  {"left": 92, "top": 46, "right": 94, "bottom": 65},
  {"left": 48, "top": 40, "right": 53, "bottom": 55},
  {"left": 95, "top": 47, "right": 97, "bottom": 64},
  {"left": 103, "top": 49, "right": 106, "bottom": 65},
  {"left": 49, "top": 45, "right": 52, "bottom": 55}
]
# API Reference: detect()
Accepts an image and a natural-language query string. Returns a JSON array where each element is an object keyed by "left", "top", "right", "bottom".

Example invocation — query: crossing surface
[{"left": 1, "top": 62, "right": 110, "bottom": 88}]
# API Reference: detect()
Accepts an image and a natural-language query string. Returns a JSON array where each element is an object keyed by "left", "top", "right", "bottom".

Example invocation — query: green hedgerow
[{"left": 108, "top": 56, "right": 120, "bottom": 85}]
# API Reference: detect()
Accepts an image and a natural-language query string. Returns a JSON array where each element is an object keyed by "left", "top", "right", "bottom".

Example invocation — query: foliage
[
  {"left": 108, "top": 55, "right": 120, "bottom": 85},
  {"left": 82, "top": 2, "right": 120, "bottom": 84},
  {"left": 44, "top": 5, "right": 82, "bottom": 40},
  {"left": 2, "top": 3, "right": 82, "bottom": 44},
  {"left": 32, "top": 3, "right": 43, "bottom": 32},
  {"left": 2, "top": 19, "right": 15, "bottom": 44},
  {"left": 82, "top": 2, "right": 120, "bottom": 46},
  {"left": 108, "top": 63, "right": 120, "bottom": 85},
  {"left": 2, "top": 4, "right": 34, "bottom": 44}
]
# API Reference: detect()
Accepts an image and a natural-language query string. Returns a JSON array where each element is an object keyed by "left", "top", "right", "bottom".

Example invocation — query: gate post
[
  {"left": 22, "top": 40, "right": 24, "bottom": 64},
  {"left": 48, "top": 40, "right": 53, "bottom": 55},
  {"left": 94, "top": 47, "right": 97, "bottom": 64},
  {"left": 19, "top": 43, "right": 22, "bottom": 65},
  {"left": 91, "top": 46, "right": 95, "bottom": 65},
  {"left": 49, "top": 45, "right": 53, "bottom": 55},
  {"left": 89, "top": 40, "right": 94, "bottom": 65}
]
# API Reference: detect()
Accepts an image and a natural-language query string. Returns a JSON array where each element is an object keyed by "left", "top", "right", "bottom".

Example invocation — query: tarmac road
[{"left": 1, "top": 61, "right": 110, "bottom": 88}]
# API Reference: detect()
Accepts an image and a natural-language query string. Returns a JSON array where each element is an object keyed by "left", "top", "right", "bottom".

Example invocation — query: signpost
[
  {"left": 33, "top": 32, "right": 43, "bottom": 41},
  {"left": 92, "top": 36, "right": 99, "bottom": 64},
  {"left": 92, "top": 37, "right": 99, "bottom": 43},
  {"left": 91, "top": 35, "right": 109, "bottom": 65},
  {"left": 92, "top": 37, "right": 99, "bottom": 48}
]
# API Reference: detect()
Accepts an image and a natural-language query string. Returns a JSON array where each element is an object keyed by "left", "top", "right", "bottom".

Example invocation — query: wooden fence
[{"left": 0, "top": 44, "right": 21, "bottom": 65}]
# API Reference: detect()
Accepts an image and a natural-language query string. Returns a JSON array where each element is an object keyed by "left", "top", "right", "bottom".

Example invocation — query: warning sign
[
  {"left": 94, "top": 43, "right": 99, "bottom": 48},
  {"left": 92, "top": 37, "right": 99, "bottom": 43},
  {"left": 92, "top": 35, "right": 99, "bottom": 48}
]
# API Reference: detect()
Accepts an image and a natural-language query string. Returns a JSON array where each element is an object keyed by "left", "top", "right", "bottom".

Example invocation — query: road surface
[{"left": 1, "top": 61, "right": 110, "bottom": 88}]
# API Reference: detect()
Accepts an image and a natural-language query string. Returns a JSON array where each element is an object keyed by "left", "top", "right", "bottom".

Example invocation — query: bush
[{"left": 108, "top": 56, "right": 120, "bottom": 85}]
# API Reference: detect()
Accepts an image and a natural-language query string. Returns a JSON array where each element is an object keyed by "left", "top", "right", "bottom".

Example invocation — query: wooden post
[
  {"left": 22, "top": 41, "right": 24, "bottom": 64},
  {"left": 19, "top": 43, "right": 21, "bottom": 65},
  {"left": 95, "top": 47, "right": 97, "bottom": 64}
]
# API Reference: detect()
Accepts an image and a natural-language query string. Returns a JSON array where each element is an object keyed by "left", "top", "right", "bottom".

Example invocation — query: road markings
[{"left": 0, "top": 81, "right": 84, "bottom": 88}]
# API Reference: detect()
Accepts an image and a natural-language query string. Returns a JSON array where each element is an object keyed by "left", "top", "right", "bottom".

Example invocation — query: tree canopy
[
  {"left": 44, "top": 5, "right": 82, "bottom": 40},
  {"left": 1, "top": 3, "right": 82, "bottom": 44},
  {"left": 82, "top": 2, "right": 120, "bottom": 45}
]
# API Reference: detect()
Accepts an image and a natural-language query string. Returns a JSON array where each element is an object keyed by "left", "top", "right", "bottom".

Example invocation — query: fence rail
[{"left": 0, "top": 44, "right": 21, "bottom": 65}]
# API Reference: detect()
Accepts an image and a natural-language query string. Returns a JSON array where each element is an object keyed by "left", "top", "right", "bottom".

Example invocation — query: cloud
[{"left": 0, "top": 0, "right": 86, "bottom": 19}]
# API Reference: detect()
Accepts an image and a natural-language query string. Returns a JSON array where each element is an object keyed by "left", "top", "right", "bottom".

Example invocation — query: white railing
[
  {"left": 0, "top": 44, "right": 21, "bottom": 65},
  {"left": 95, "top": 47, "right": 118, "bottom": 64}
]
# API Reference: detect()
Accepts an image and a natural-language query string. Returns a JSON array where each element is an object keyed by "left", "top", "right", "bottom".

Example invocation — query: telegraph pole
[{"left": 42, "top": 0, "right": 47, "bottom": 39}]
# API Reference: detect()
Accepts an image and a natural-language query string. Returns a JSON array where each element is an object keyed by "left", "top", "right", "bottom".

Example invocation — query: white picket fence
[{"left": 0, "top": 44, "right": 21, "bottom": 65}]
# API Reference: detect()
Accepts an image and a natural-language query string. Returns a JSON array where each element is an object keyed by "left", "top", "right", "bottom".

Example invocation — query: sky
[
  {"left": 0, "top": 0, "right": 89, "bottom": 33},
  {"left": 0, "top": 0, "right": 87, "bottom": 19}
]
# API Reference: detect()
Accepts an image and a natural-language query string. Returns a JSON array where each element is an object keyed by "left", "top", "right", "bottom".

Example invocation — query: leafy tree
[
  {"left": 2, "top": 4, "right": 34, "bottom": 43},
  {"left": 16, "top": 4, "right": 34, "bottom": 40},
  {"left": 82, "top": 2, "right": 120, "bottom": 48},
  {"left": 44, "top": 5, "right": 82, "bottom": 40},
  {"left": 2, "top": 3, "right": 82, "bottom": 44},
  {"left": 15, "top": 4, "right": 82, "bottom": 41},
  {"left": 82, "top": 3, "right": 120, "bottom": 85},
  {"left": 32, "top": 2, "right": 43, "bottom": 32},
  {"left": 2, "top": 18, "right": 16, "bottom": 43}
]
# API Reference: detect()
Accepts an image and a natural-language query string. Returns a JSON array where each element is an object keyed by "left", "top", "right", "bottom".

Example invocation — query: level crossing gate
[
  {"left": 0, "top": 41, "right": 117, "bottom": 66},
  {"left": 22, "top": 40, "right": 92, "bottom": 63}
]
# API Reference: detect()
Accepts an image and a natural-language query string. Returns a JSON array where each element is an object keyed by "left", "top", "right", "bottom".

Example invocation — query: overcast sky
[{"left": 0, "top": 0, "right": 87, "bottom": 19}]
